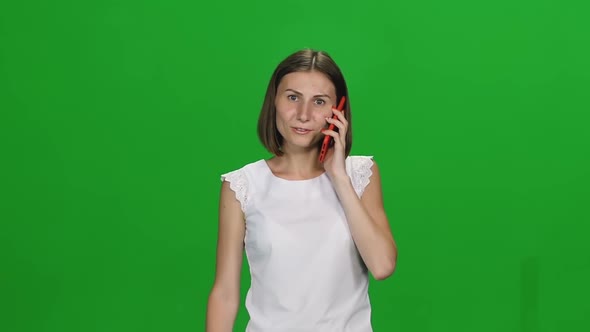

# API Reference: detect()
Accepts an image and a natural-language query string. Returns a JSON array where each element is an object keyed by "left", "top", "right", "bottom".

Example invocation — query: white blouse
[{"left": 221, "top": 156, "right": 375, "bottom": 332}]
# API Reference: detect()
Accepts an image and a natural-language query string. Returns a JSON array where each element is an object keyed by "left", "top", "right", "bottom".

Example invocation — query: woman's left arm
[
  {"left": 323, "top": 107, "right": 397, "bottom": 280},
  {"left": 330, "top": 162, "right": 397, "bottom": 280}
]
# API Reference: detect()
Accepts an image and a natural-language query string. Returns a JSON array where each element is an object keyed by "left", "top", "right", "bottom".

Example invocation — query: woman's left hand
[{"left": 321, "top": 107, "right": 348, "bottom": 180}]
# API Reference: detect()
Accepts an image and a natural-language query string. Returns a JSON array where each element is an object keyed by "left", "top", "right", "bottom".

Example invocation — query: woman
[{"left": 206, "top": 49, "right": 397, "bottom": 332}]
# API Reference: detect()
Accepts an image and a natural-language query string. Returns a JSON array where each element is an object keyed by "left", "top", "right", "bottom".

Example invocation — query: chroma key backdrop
[{"left": 1, "top": 0, "right": 589, "bottom": 331}]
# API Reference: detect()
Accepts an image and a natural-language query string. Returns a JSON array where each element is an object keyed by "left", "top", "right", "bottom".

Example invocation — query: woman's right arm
[{"left": 206, "top": 180, "right": 246, "bottom": 332}]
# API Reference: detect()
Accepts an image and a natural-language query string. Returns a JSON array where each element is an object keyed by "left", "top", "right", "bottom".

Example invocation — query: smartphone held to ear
[{"left": 318, "top": 96, "right": 346, "bottom": 163}]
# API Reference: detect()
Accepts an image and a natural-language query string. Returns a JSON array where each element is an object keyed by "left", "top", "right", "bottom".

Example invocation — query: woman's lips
[{"left": 292, "top": 127, "right": 312, "bottom": 134}]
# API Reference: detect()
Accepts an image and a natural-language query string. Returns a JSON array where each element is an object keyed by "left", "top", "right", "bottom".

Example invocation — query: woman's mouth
[{"left": 292, "top": 127, "right": 312, "bottom": 134}]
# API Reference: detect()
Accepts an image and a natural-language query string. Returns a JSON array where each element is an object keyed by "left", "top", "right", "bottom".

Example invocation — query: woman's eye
[
  {"left": 314, "top": 99, "right": 326, "bottom": 106},
  {"left": 288, "top": 95, "right": 298, "bottom": 101}
]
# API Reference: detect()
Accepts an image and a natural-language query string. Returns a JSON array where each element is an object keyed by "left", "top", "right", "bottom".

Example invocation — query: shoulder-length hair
[{"left": 257, "top": 49, "right": 352, "bottom": 157}]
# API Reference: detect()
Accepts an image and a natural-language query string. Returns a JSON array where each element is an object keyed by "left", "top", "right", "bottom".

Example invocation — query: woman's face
[{"left": 274, "top": 71, "right": 337, "bottom": 153}]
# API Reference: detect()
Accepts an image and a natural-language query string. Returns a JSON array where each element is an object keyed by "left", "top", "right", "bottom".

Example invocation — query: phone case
[{"left": 319, "top": 96, "right": 346, "bottom": 163}]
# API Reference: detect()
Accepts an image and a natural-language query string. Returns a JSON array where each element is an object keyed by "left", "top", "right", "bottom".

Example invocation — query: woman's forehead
[{"left": 278, "top": 71, "right": 336, "bottom": 95}]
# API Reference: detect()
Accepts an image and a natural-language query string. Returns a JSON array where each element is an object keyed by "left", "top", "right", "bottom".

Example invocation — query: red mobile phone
[{"left": 319, "top": 96, "right": 346, "bottom": 163}]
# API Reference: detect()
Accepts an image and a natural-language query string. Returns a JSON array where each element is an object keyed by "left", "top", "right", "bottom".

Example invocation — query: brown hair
[{"left": 257, "top": 49, "right": 352, "bottom": 157}]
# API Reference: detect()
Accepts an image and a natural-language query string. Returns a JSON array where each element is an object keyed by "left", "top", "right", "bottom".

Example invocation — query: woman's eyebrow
[
  {"left": 285, "top": 88, "right": 303, "bottom": 95},
  {"left": 285, "top": 89, "right": 332, "bottom": 99}
]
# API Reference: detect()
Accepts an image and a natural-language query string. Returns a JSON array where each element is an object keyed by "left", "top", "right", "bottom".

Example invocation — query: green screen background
[{"left": 1, "top": 0, "right": 589, "bottom": 331}]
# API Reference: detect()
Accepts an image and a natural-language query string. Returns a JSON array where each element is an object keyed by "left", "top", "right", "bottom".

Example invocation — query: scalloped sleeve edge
[
  {"left": 220, "top": 169, "right": 248, "bottom": 212},
  {"left": 347, "top": 155, "right": 374, "bottom": 198}
]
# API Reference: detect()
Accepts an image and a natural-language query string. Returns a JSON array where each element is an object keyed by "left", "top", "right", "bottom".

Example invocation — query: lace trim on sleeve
[
  {"left": 349, "top": 156, "right": 374, "bottom": 197},
  {"left": 220, "top": 169, "right": 248, "bottom": 211}
]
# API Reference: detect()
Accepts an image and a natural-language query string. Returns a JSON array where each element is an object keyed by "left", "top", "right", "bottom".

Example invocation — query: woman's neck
[{"left": 267, "top": 149, "right": 324, "bottom": 180}]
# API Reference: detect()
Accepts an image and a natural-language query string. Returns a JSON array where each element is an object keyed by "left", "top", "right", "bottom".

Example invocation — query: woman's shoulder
[
  {"left": 346, "top": 155, "right": 374, "bottom": 162},
  {"left": 220, "top": 159, "right": 266, "bottom": 179},
  {"left": 219, "top": 159, "right": 267, "bottom": 212},
  {"left": 346, "top": 155, "right": 376, "bottom": 198},
  {"left": 346, "top": 155, "right": 375, "bottom": 171}
]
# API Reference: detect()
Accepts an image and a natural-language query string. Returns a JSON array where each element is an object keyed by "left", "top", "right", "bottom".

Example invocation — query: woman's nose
[{"left": 296, "top": 103, "right": 311, "bottom": 121}]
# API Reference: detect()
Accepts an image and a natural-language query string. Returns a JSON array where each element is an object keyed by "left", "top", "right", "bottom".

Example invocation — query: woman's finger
[
  {"left": 325, "top": 117, "right": 347, "bottom": 141},
  {"left": 331, "top": 107, "right": 348, "bottom": 127}
]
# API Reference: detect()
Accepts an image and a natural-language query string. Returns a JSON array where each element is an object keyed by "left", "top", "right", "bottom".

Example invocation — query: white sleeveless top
[{"left": 221, "top": 156, "right": 375, "bottom": 332}]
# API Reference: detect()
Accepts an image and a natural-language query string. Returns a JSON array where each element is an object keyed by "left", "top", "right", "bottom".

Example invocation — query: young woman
[{"left": 206, "top": 49, "right": 397, "bottom": 332}]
